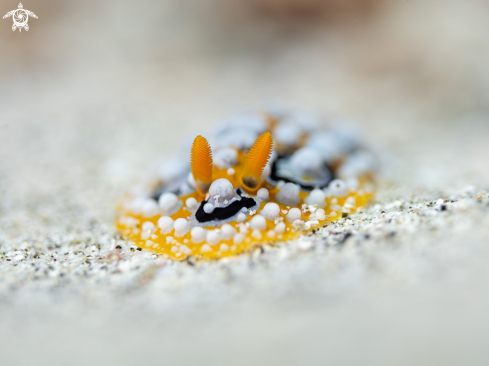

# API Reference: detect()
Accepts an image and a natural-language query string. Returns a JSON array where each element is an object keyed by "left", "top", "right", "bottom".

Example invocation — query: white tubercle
[
  {"left": 274, "top": 122, "right": 302, "bottom": 146},
  {"left": 214, "top": 147, "right": 238, "bottom": 169},
  {"left": 221, "top": 224, "right": 236, "bottom": 240},
  {"left": 207, "top": 230, "right": 221, "bottom": 245},
  {"left": 185, "top": 197, "right": 198, "bottom": 211},
  {"left": 326, "top": 179, "right": 348, "bottom": 197},
  {"left": 157, "top": 216, "right": 174, "bottom": 234},
  {"left": 220, "top": 244, "right": 229, "bottom": 252},
  {"left": 141, "top": 221, "right": 156, "bottom": 240},
  {"left": 305, "top": 188, "right": 326, "bottom": 208},
  {"left": 286, "top": 208, "right": 302, "bottom": 223},
  {"left": 260, "top": 202, "right": 280, "bottom": 220},
  {"left": 315, "top": 208, "right": 326, "bottom": 220},
  {"left": 346, "top": 196, "right": 356, "bottom": 205},
  {"left": 227, "top": 168, "right": 235, "bottom": 176},
  {"left": 203, "top": 203, "right": 215, "bottom": 214},
  {"left": 209, "top": 178, "right": 235, "bottom": 201},
  {"left": 233, "top": 233, "right": 245, "bottom": 244},
  {"left": 200, "top": 244, "right": 211, "bottom": 253},
  {"left": 266, "top": 230, "right": 276, "bottom": 238},
  {"left": 257, "top": 188, "right": 269, "bottom": 201},
  {"left": 251, "top": 230, "right": 262, "bottom": 239},
  {"left": 173, "top": 218, "right": 189, "bottom": 237},
  {"left": 290, "top": 147, "right": 324, "bottom": 176},
  {"left": 250, "top": 215, "right": 267, "bottom": 230},
  {"left": 190, "top": 227, "right": 206, "bottom": 244},
  {"left": 237, "top": 212, "right": 247, "bottom": 222},
  {"left": 158, "top": 192, "right": 182, "bottom": 215},
  {"left": 276, "top": 183, "right": 301, "bottom": 206},
  {"left": 180, "top": 245, "right": 191, "bottom": 255},
  {"left": 274, "top": 222, "right": 286, "bottom": 233}
]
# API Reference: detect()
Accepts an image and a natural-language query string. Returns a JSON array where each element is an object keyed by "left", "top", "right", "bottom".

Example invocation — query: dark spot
[
  {"left": 269, "top": 156, "right": 334, "bottom": 191},
  {"left": 196, "top": 190, "right": 256, "bottom": 223},
  {"left": 136, "top": 247, "right": 142, "bottom": 251},
  {"left": 115, "top": 245, "right": 122, "bottom": 249},
  {"left": 440, "top": 205, "right": 447, "bottom": 211},
  {"left": 342, "top": 212, "right": 349, "bottom": 218}
]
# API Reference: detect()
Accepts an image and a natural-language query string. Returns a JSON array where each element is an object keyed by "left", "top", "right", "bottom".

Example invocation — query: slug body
[{"left": 117, "top": 108, "right": 376, "bottom": 260}]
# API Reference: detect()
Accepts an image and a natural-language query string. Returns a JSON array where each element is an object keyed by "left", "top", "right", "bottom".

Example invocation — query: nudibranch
[{"left": 117, "top": 108, "right": 376, "bottom": 260}]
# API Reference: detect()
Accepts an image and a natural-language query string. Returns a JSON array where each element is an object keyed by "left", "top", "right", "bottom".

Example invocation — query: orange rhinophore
[
  {"left": 240, "top": 132, "right": 273, "bottom": 193},
  {"left": 191, "top": 135, "right": 213, "bottom": 195}
]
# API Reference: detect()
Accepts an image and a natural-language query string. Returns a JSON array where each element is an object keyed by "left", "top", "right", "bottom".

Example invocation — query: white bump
[
  {"left": 274, "top": 122, "right": 302, "bottom": 145},
  {"left": 315, "top": 208, "right": 326, "bottom": 220},
  {"left": 274, "top": 222, "right": 286, "bottom": 233},
  {"left": 266, "top": 230, "right": 276, "bottom": 238},
  {"left": 185, "top": 197, "right": 198, "bottom": 211},
  {"left": 203, "top": 203, "right": 215, "bottom": 214},
  {"left": 251, "top": 230, "right": 262, "bottom": 239},
  {"left": 250, "top": 214, "right": 267, "bottom": 230},
  {"left": 209, "top": 178, "right": 235, "bottom": 201},
  {"left": 180, "top": 245, "right": 191, "bottom": 255},
  {"left": 238, "top": 223, "right": 249, "bottom": 234},
  {"left": 260, "top": 202, "right": 280, "bottom": 220},
  {"left": 145, "top": 240, "right": 154, "bottom": 247},
  {"left": 207, "top": 230, "right": 221, "bottom": 245},
  {"left": 286, "top": 208, "right": 302, "bottom": 223},
  {"left": 257, "top": 188, "right": 269, "bottom": 201},
  {"left": 346, "top": 196, "right": 356, "bottom": 205},
  {"left": 171, "top": 246, "right": 178, "bottom": 253},
  {"left": 276, "top": 183, "right": 301, "bottom": 206},
  {"left": 190, "top": 227, "right": 206, "bottom": 244},
  {"left": 227, "top": 168, "right": 235, "bottom": 176},
  {"left": 221, "top": 224, "right": 236, "bottom": 240},
  {"left": 141, "top": 221, "right": 156, "bottom": 240},
  {"left": 326, "top": 179, "right": 348, "bottom": 197},
  {"left": 237, "top": 213, "right": 247, "bottom": 222},
  {"left": 220, "top": 244, "right": 229, "bottom": 252},
  {"left": 233, "top": 233, "right": 245, "bottom": 244},
  {"left": 157, "top": 216, "right": 174, "bottom": 234},
  {"left": 173, "top": 218, "right": 189, "bottom": 237},
  {"left": 200, "top": 244, "right": 211, "bottom": 253},
  {"left": 305, "top": 188, "right": 326, "bottom": 208},
  {"left": 166, "top": 236, "right": 175, "bottom": 244},
  {"left": 290, "top": 147, "right": 325, "bottom": 176},
  {"left": 158, "top": 192, "right": 182, "bottom": 215}
]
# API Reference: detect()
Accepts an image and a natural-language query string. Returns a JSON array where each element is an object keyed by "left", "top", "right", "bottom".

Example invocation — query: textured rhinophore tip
[
  {"left": 191, "top": 135, "right": 213, "bottom": 195},
  {"left": 241, "top": 132, "right": 273, "bottom": 192}
]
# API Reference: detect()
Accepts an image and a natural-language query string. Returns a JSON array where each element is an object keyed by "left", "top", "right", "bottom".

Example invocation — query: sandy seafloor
[{"left": 1, "top": 0, "right": 489, "bottom": 365}]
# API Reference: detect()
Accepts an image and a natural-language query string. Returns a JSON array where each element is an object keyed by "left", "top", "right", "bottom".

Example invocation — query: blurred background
[
  {"left": 2, "top": 0, "right": 489, "bottom": 203},
  {"left": 1, "top": 0, "right": 489, "bottom": 365}
]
